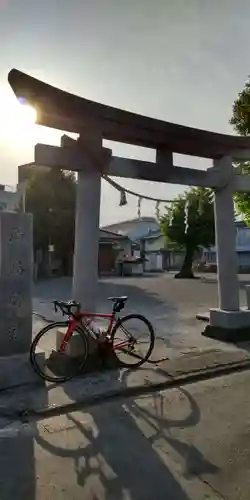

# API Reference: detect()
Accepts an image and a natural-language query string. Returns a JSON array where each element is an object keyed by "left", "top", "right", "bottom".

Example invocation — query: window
[
  {"left": 237, "top": 228, "right": 250, "bottom": 246},
  {"left": 206, "top": 252, "right": 216, "bottom": 262}
]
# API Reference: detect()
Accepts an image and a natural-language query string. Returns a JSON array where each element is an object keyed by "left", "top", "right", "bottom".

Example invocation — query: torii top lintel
[{"left": 8, "top": 68, "right": 250, "bottom": 160}]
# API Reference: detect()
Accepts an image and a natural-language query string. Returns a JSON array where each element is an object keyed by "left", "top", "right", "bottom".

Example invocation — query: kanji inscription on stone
[
  {"left": 8, "top": 292, "right": 22, "bottom": 309},
  {"left": 11, "top": 260, "right": 25, "bottom": 276},
  {"left": 8, "top": 227, "right": 25, "bottom": 242},
  {"left": 0, "top": 212, "right": 33, "bottom": 356},
  {"left": 8, "top": 325, "right": 18, "bottom": 342}
]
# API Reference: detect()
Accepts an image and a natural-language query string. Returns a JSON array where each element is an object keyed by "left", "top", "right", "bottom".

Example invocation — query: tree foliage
[
  {"left": 233, "top": 163, "right": 250, "bottom": 226},
  {"left": 25, "top": 168, "right": 76, "bottom": 275},
  {"left": 230, "top": 77, "right": 250, "bottom": 136},
  {"left": 230, "top": 77, "right": 250, "bottom": 225},
  {"left": 161, "top": 187, "right": 215, "bottom": 278}
]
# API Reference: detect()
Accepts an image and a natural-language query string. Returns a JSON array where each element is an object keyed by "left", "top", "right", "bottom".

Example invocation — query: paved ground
[
  {"left": 3, "top": 271, "right": 250, "bottom": 410},
  {"left": 1, "top": 274, "right": 250, "bottom": 498},
  {"left": 32, "top": 273, "right": 250, "bottom": 359},
  {"left": 1, "top": 369, "right": 250, "bottom": 499}
]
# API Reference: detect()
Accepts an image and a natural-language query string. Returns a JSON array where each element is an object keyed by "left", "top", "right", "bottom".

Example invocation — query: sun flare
[
  {"left": 0, "top": 90, "right": 37, "bottom": 148},
  {"left": 0, "top": 87, "right": 62, "bottom": 152},
  {"left": 16, "top": 101, "right": 37, "bottom": 126}
]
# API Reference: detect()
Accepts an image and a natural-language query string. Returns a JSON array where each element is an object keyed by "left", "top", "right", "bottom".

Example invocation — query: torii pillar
[
  {"left": 61, "top": 132, "right": 110, "bottom": 311},
  {"left": 205, "top": 156, "right": 250, "bottom": 340},
  {"left": 73, "top": 168, "right": 101, "bottom": 311},
  {"left": 213, "top": 157, "right": 239, "bottom": 312},
  {"left": 72, "top": 135, "right": 101, "bottom": 311}
]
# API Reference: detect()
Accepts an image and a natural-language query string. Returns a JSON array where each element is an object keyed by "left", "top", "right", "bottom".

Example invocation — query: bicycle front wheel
[
  {"left": 111, "top": 314, "right": 155, "bottom": 368},
  {"left": 30, "top": 321, "right": 89, "bottom": 383}
]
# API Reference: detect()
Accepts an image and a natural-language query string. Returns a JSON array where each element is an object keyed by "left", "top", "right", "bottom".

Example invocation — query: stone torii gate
[{"left": 8, "top": 68, "right": 250, "bottom": 341}]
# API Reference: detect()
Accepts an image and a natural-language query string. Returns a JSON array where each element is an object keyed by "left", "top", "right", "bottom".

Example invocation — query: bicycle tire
[
  {"left": 110, "top": 313, "right": 155, "bottom": 368},
  {"left": 30, "top": 321, "right": 89, "bottom": 383}
]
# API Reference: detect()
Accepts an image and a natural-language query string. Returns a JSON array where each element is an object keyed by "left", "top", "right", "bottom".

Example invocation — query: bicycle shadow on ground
[
  {"left": 121, "top": 369, "right": 219, "bottom": 481},
  {"left": 34, "top": 369, "right": 193, "bottom": 500},
  {"left": 33, "top": 365, "right": 218, "bottom": 500}
]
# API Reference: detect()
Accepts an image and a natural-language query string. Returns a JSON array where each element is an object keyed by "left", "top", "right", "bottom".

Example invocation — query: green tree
[
  {"left": 230, "top": 77, "right": 250, "bottom": 224},
  {"left": 161, "top": 187, "right": 215, "bottom": 278},
  {"left": 25, "top": 168, "right": 76, "bottom": 275},
  {"left": 230, "top": 77, "right": 250, "bottom": 136}
]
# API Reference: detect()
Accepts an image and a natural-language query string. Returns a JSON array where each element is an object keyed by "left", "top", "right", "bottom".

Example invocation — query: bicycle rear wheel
[
  {"left": 111, "top": 314, "right": 155, "bottom": 368},
  {"left": 30, "top": 321, "right": 89, "bottom": 383}
]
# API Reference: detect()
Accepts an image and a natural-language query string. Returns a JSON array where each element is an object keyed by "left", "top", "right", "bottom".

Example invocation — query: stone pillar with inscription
[{"left": 0, "top": 212, "right": 33, "bottom": 357}]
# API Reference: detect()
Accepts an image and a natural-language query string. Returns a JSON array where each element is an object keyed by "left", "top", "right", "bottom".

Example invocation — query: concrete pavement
[
  {"left": 1, "top": 370, "right": 250, "bottom": 499},
  {"left": 32, "top": 274, "right": 250, "bottom": 359},
  {"left": 17, "top": 272, "right": 250, "bottom": 418},
  {"left": 1, "top": 272, "right": 248, "bottom": 412},
  {"left": 2, "top": 269, "right": 250, "bottom": 498},
  {"left": 1, "top": 343, "right": 250, "bottom": 424}
]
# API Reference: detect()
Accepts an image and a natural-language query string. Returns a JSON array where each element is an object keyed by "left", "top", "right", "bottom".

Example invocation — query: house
[
  {"left": 140, "top": 228, "right": 185, "bottom": 272},
  {"left": 103, "top": 217, "right": 185, "bottom": 272},
  {"left": 102, "top": 217, "right": 160, "bottom": 242},
  {"left": 140, "top": 228, "right": 165, "bottom": 272},
  {"left": 98, "top": 229, "right": 132, "bottom": 274},
  {"left": 203, "top": 221, "right": 250, "bottom": 272},
  {"left": 102, "top": 217, "right": 163, "bottom": 272},
  {"left": 34, "top": 228, "right": 132, "bottom": 280}
]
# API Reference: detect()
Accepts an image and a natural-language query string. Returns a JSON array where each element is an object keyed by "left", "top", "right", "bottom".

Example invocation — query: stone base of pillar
[
  {"left": 56, "top": 328, "right": 98, "bottom": 356},
  {"left": 56, "top": 329, "right": 119, "bottom": 373},
  {"left": 0, "top": 351, "right": 45, "bottom": 391},
  {"left": 210, "top": 308, "right": 250, "bottom": 328},
  {"left": 202, "top": 308, "right": 250, "bottom": 342}
]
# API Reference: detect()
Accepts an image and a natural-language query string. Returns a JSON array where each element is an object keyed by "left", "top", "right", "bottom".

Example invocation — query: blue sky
[{"left": 0, "top": 0, "right": 250, "bottom": 224}]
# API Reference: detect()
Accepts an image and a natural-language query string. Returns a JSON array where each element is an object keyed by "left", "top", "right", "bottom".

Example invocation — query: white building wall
[
  {"left": 145, "top": 253, "right": 163, "bottom": 271},
  {"left": 169, "top": 252, "right": 184, "bottom": 269},
  {"left": 144, "top": 235, "right": 165, "bottom": 252},
  {"left": 0, "top": 188, "right": 23, "bottom": 211},
  {"left": 238, "top": 252, "right": 250, "bottom": 268},
  {"left": 203, "top": 224, "right": 250, "bottom": 270}
]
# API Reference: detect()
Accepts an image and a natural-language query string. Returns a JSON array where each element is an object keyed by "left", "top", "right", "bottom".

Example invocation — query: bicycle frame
[{"left": 58, "top": 310, "right": 129, "bottom": 354}]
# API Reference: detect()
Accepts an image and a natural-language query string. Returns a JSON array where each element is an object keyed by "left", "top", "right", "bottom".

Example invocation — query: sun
[
  {"left": 0, "top": 89, "right": 37, "bottom": 148},
  {"left": 0, "top": 86, "right": 63, "bottom": 152},
  {"left": 16, "top": 100, "right": 37, "bottom": 126}
]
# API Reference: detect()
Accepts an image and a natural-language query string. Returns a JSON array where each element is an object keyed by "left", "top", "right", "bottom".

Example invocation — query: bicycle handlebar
[{"left": 53, "top": 300, "right": 80, "bottom": 316}]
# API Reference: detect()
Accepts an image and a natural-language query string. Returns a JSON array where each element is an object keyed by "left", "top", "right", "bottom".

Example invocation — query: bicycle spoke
[
  {"left": 111, "top": 314, "right": 155, "bottom": 368},
  {"left": 119, "top": 325, "right": 134, "bottom": 340},
  {"left": 117, "top": 349, "right": 144, "bottom": 361},
  {"left": 30, "top": 322, "right": 88, "bottom": 383}
]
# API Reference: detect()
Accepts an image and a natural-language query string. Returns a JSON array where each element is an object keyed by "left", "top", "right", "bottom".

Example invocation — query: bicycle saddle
[{"left": 108, "top": 296, "right": 128, "bottom": 302}]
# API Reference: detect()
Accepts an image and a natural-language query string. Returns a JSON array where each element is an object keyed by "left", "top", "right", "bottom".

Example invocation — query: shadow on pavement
[
  {"left": 121, "top": 369, "right": 219, "bottom": 482},
  {"left": 0, "top": 390, "right": 48, "bottom": 500},
  {"left": 33, "top": 369, "right": 205, "bottom": 499},
  {"left": 0, "top": 434, "right": 36, "bottom": 499}
]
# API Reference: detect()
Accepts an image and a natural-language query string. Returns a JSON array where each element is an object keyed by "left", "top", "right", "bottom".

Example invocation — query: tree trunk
[{"left": 175, "top": 246, "right": 195, "bottom": 279}]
